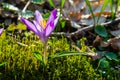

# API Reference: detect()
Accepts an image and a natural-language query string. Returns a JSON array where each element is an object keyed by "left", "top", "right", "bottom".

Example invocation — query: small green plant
[
  {"left": 95, "top": 25, "right": 108, "bottom": 37},
  {"left": 85, "top": 0, "right": 111, "bottom": 25},
  {"left": 96, "top": 51, "right": 120, "bottom": 80},
  {"left": 85, "top": 0, "right": 95, "bottom": 25},
  {"left": 97, "top": 0, "right": 109, "bottom": 24},
  {"left": 0, "top": 62, "right": 7, "bottom": 67}
]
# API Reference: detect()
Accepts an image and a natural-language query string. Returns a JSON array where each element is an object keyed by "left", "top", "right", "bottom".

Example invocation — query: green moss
[
  {"left": 0, "top": 29, "right": 119, "bottom": 80},
  {"left": 7, "top": 23, "right": 27, "bottom": 31},
  {"left": 0, "top": 31, "right": 99, "bottom": 80},
  {"left": 48, "top": 56, "right": 100, "bottom": 80}
]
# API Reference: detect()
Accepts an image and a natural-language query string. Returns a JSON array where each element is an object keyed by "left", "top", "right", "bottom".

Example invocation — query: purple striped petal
[
  {"left": 33, "top": 21, "right": 46, "bottom": 43},
  {"left": 35, "top": 10, "right": 43, "bottom": 24},
  {"left": 45, "top": 15, "right": 59, "bottom": 37},
  {"left": 0, "top": 28, "right": 4, "bottom": 35},
  {"left": 33, "top": 20, "right": 44, "bottom": 36},
  {"left": 21, "top": 18, "right": 39, "bottom": 35},
  {"left": 46, "top": 9, "right": 57, "bottom": 25}
]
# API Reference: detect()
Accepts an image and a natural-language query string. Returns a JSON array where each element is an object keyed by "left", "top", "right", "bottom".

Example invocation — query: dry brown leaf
[
  {"left": 61, "top": 0, "right": 114, "bottom": 26},
  {"left": 88, "top": 12, "right": 112, "bottom": 18},
  {"left": 93, "top": 36, "right": 102, "bottom": 46},
  {"left": 45, "top": 0, "right": 115, "bottom": 27},
  {"left": 93, "top": 36, "right": 120, "bottom": 51},
  {"left": 69, "top": 12, "right": 82, "bottom": 21},
  {"left": 108, "top": 37, "right": 120, "bottom": 51},
  {"left": 80, "top": 16, "right": 106, "bottom": 25},
  {"left": 90, "top": 0, "right": 104, "bottom": 6}
]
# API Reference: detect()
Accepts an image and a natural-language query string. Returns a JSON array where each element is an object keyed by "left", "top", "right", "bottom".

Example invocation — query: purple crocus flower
[
  {"left": 0, "top": 28, "right": 4, "bottom": 35},
  {"left": 21, "top": 9, "right": 59, "bottom": 43}
]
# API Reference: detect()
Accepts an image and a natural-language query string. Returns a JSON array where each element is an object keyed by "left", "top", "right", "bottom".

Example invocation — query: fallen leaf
[
  {"left": 62, "top": 0, "right": 114, "bottom": 26},
  {"left": 93, "top": 36, "right": 120, "bottom": 51},
  {"left": 108, "top": 37, "right": 120, "bottom": 51},
  {"left": 93, "top": 36, "right": 102, "bottom": 46}
]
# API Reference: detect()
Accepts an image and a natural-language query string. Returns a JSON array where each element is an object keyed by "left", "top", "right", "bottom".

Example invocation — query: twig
[
  {"left": 71, "top": 44, "right": 81, "bottom": 52},
  {"left": 22, "top": 0, "right": 31, "bottom": 12},
  {"left": 51, "top": 18, "right": 120, "bottom": 37}
]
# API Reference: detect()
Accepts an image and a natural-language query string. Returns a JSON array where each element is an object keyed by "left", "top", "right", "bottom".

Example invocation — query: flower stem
[{"left": 43, "top": 42, "right": 47, "bottom": 64}]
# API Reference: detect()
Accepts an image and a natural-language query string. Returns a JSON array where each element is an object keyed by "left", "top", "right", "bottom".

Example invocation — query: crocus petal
[
  {"left": 46, "top": 9, "right": 57, "bottom": 25},
  {"left": 33, "top": 20, "right": 44, "bottom": 36},
  {"left": 45, "top": 16, "right": 59, "bottom": 37},
  {"left": 35, "top": 10, "right": 43, "bottom": 24},
  {"left": 33, "top": 21, "right": 46, "bottom": 43},
  {"left": 21, "top": 18, "right": 38, "bottom": 35},
  {"left": 0, "top": 28, "right": 4, "bottom": 35}
]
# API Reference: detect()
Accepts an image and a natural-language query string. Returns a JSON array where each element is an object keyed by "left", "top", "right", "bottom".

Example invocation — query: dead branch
[{"left": 51, "top": 18, "right": 120, "bottom": 38}]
